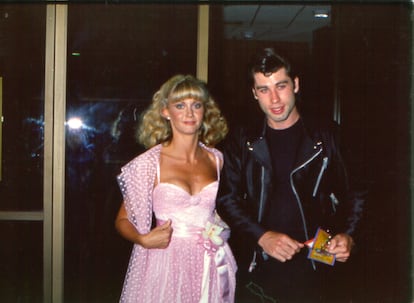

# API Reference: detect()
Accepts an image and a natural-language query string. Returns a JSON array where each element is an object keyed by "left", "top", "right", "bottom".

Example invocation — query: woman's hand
[
  {"left": 115, "top": 202, "right": 172, "bottom": 249},
  {"left": 141, "top": 220, "right": 173, "bottom": 249}
]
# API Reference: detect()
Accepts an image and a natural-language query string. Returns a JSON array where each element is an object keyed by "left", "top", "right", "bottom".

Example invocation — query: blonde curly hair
[{"left": 137, "top": 74, "right": 228, "bottom": 149}]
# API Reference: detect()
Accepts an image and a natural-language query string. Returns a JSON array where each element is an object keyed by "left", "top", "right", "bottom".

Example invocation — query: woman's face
[{"left": 162, "top": 98, "right": 204, "bottom": 136}]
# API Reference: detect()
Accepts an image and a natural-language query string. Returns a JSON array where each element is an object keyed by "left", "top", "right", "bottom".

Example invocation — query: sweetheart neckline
[{"left": 154, "top": 180, "right": 218, "bottom": 197}]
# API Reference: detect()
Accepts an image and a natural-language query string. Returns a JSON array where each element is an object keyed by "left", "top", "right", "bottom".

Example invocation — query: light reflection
[
  {"left": 66, "top": 116, "right": 96, "bottom": 132},
  {"left": 66, "top": 117, "right": 83, "bottom": 130},
  {"left": 23, "top": 103, "right": 143, "bottom": 162}
]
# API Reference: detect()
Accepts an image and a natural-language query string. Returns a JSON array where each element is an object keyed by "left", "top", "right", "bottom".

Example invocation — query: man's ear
[
  {"left": 252, "top": 88, "right": 258, "bottom": 100},
  {"left": 293, "top": 77, "right": 300, "bottom": 93}
]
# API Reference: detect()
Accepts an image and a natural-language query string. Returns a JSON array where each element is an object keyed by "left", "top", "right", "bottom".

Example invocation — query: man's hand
[
  {"left": 258, "top": 231, "right": 304, "bottom": 262},
  {"left": 326, "top": 233, "right": 354, "bottom": 262}
]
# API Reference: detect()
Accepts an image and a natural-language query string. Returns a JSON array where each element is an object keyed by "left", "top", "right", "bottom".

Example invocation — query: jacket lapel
[
  {"left": 245, "top": 119, "right": 272, "bottom": 170},
  {"left": 249, "top": 137, "right": 272, "bottom": 171},
  {"left": 294, "top": 134, "right": 323, "bottom": 169}
]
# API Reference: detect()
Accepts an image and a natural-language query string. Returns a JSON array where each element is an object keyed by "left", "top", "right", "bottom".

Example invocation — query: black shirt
[{"left": 264, "top": 119, "right": 305, "bottom": 242}]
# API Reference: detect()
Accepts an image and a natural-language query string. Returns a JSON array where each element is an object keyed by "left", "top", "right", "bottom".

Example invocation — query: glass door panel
[
  {"left": 0, "top": 4, "right": 46, "bottom": 303},
  {"left": 0, "top": 5, "right": 45, "bottom": 212},
  {"left": 65, "top": 4, "right": 198, "bottom": 302}
]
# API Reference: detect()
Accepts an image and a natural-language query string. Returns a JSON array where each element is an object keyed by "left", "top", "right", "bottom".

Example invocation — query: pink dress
[{"left": 117, "top": 144, "right": 237, "bottom": 303}]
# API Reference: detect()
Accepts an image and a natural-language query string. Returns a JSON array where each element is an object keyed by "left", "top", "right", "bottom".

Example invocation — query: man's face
[{"left": 252, "top": 67, "right": 300, "bottom": 130}]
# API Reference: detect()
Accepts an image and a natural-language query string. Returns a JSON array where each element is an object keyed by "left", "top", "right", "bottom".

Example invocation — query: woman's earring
[{"left": 166, "top": 116, "right": 170, "bottom": 120}]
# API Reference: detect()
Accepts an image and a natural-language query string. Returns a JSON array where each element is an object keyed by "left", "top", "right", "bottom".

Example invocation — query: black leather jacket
[{"left": 216, "top": 116, "right": 364, "bottom": 270}]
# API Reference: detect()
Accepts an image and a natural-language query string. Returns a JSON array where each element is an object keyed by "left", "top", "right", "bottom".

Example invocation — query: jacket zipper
[
  {"left": 290, "top": 147, "right": 323, "bottom": 270},
  {"left": 258, "top": 166, "right": 266, "bottom": 222},
  {"left": 312, "top": 156, "right": 328, "bottom": 197},
  {"left": 249, "top": 166, "right": 266, "bottom": 272}
]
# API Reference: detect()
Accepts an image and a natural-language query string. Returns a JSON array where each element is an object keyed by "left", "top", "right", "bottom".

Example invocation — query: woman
[{"left": 115, "top": 74, "right": 237, "bottom": 303}]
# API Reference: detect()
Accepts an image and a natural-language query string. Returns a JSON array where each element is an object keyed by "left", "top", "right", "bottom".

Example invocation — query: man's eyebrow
[
  {"left": 275, "top": 80, "right": 289, "bottom": 86},
  {"left": 255, "top": 84, "right": 268, "bottom": 89}
]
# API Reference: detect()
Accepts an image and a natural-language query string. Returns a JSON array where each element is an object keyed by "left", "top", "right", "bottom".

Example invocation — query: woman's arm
[{"left": 115, "top": 202, "right": 173, "bottom": 249}]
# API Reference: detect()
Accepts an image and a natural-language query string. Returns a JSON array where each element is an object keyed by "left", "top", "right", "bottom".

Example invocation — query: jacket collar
[
  {"left": 245, "top": 115, "right": 324, "bottom": 169},
  {"left": 245, "top": 119, "right": 271, "bottom": 169},
  {"left": 295, "top": 131, "right": 323, "bottom": 168}
]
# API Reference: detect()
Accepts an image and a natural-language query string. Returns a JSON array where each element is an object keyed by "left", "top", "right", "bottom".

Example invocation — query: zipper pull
[
  {"left": 312, "top": 156, "right": 328, "bottom": 197},
  {"left": 330, "top": 192, "right": 339, "bottom": 212},
  {"left": 248, "top": 251, "right": 257, "bottom": 272}
]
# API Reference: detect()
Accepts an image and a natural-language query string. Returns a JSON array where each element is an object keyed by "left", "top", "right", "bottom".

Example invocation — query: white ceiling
[{"left": 223, "top": 5, "right": 331, "bottom": 42}]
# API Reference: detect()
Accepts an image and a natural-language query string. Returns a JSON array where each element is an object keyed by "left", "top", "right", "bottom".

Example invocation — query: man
[{"left": 216, "top": 48, "right": 364, "bottom": 302}]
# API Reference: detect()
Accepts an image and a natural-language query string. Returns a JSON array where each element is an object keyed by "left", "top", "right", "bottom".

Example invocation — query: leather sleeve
[
  {"left": 216, "top": 127, "right": 267, "bottom": 243},
  {"left": 325, "top": 122, "right": 366, "bottom": 240}
]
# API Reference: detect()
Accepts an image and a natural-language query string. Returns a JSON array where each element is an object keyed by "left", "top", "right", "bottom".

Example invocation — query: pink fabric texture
[{"left": 117, "top": 144, "right": 237, "bottom": 303}]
